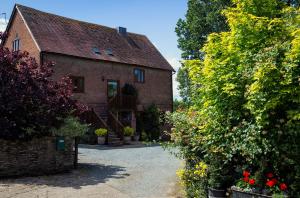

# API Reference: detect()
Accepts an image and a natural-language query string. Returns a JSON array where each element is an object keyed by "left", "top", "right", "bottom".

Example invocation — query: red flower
[
  {"left": 243, "top": 177, "right": 249, "bottom": 182},
  {"left": 267, "top": 172, "right": 274, "bottom": 178},
  {"left": 266, "top": 180, "right": 276, "bottom": 187},
  {"left": 271, "top": 178, "right": 278, "bottom": 184},
  {"left": 249, "top": 179, "right": 256, "bottom": 185},
  {"left": 280, "top": 183, "right": 287, "bottom": 191},
  {"left": 243, "top": 170, "right": 250, "bottom": 177}
]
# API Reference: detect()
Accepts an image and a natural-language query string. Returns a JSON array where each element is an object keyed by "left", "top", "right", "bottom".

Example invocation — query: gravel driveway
[{"left": 0, "top": 143, "right": 183, "bottom": 198}]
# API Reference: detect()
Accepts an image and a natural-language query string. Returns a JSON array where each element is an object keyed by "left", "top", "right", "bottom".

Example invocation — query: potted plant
[
  {"left": 208, "top": 176, "right": 227, "bottom": 198},
  {"left": 123, "top": 126, "right": 134, "bottom": 143},
  {"left": 231, "top": 170, "right": 288, "bottom": 198},
  {"left": 207, "top": 159, "right": 231, "bottom": 198},
  {"left": 95, "top": 128, "right": 107, "bottom": 144}
]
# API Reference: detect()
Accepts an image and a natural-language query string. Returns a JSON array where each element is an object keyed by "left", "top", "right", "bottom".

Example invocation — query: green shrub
[
  {"left": 140, "top": 104, "right": 161, "bottom": 141},
  {"left": 50, "top": 116, "right": 89, "bottom": 137},
  {"left": 95, "top": 128, "right": 108, "bottom": 137},
  {"left": 141, "top": 130, "right": 148, "bottom": 141},
  {"left": 123, "top": 126, "right": 134, "bottom": 136}
]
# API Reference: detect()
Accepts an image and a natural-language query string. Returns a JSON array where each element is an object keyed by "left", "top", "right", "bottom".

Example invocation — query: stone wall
[{"left": 0, "top": 137, "right": 75, "bottom": 177}]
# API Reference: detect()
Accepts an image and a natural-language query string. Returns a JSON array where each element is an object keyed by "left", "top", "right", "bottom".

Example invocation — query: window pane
[
  {"left": 134, "top": 68, "right": 145, "bottom": 83},
  {"left": 108, "top": 81, "right": 118, "bottom": 98}
]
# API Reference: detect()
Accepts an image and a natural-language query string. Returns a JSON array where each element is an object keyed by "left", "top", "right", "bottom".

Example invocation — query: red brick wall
[
  {"left": 3, "top": 9, "right": 40, "bottom": 63},
  {"left": 43, "top": 53, "right": 173, "bottom": 113},
  {"left": 4, "top": 9, "right": 173, "bottom": 114}
]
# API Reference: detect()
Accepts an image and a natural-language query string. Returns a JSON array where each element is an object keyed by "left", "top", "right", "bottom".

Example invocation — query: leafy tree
[
  {"left": 0, "top": 33, "right": 86, "bottom": 139},
  {"left": 176, "top": 0, "right": 232, "bottom": 60},
  {"left": 175, "top": 0, "right": 232, "bottom": 104}
]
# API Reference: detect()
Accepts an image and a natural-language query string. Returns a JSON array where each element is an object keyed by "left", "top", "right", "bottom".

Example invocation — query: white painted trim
[{"left": 16, "top": 5, "right": 41, "bottom": 52}]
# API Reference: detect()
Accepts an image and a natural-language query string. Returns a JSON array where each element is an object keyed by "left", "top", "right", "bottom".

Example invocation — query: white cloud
[
  {"left": 167, "top": 57, "right": 182, "bottom": 100},
  {"left": 0, "top": 18, "right": 7, "bottom": 32}
]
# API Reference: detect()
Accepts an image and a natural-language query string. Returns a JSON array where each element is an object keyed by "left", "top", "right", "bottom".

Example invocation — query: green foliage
[
  {"left": 50, "top": 117, "right": 89, "bottom": 137},
  {"left": 176, "top": 65, "right": 193, "bottom": 105},
  {"left": 169, "top": 1, "right": 300, "bottom": 197},
  {"left": 95, "top": 128, "right": 107, "bottom": 137},
  {"left": 175, "top": 0, "right": 232, "bottom": 105},
  {"left": 176, "top": 0, "right": 232, "bottom": 59},
  {"left": 139, "top": 104, "right": 161, "bottom": 141},
  {"left": 173, "top": 98, "right": 188, "bottom": 111},
  {"left": 123, "top": 126, "right": 134, "bottom": 136},
  {"left": 141, "top": 130, "right": 148, "bottom": 141}
]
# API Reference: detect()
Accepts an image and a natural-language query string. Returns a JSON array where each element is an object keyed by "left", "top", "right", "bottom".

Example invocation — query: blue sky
[{"left": 0, "top": 0, "right": 187, "bottom": 99}]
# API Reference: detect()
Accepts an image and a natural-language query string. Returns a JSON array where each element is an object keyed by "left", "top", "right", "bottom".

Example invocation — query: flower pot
[
  {"left": 208, "top": 188, "right": 226, "bottom": 198},
  {"left": 231, "top": 187, "right": 272, "bottom": 198},
  {"left": 124, "top": 136, "right": 131, "bottom": 144},
  {"left": 97, "top": 136, "right": 105, "bottom": 145}
]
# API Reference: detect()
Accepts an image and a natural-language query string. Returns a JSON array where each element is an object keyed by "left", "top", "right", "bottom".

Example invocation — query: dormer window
[
  {"left": 92, "top": 47, "right": 101, "bottom": 55},
  {"left": 12, "top": 36, "right": 20, "bottom": 52},
  {"left": 105, "top": 48, "right": 113, "bottom": 56}
]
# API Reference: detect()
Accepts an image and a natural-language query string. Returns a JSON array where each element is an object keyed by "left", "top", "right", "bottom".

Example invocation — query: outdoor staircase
[
  {"left": 107, "top": 131, "right": 123, "bottom": 146},
  {"left": 81, "top": 106, "right": 124, "bottom": 146}
]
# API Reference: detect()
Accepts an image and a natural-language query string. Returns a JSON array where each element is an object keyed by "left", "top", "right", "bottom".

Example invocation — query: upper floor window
[
  {"left": 12, "top": 37, "right": 20, "bottom": 52},
  {"left": 134, "top": 68, "right": 145, "bottom": 83},
  {"left": 70, "top": 76, "right": 84, "bottom": 93}
]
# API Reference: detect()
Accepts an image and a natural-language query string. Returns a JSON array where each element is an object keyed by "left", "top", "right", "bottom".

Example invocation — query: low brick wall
[{"left": 0, "top": 137, "right": 75, "bottom": 177}]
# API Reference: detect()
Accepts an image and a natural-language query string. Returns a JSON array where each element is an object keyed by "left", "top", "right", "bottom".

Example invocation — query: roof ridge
[{"left": 15, "top": 4, "right": 146, "bottom": 37}]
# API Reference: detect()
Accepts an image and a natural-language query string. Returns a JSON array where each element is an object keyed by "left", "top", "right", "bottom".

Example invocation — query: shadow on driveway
[{"left": 1, "top": 163, "right": 128, "bottom": 189}]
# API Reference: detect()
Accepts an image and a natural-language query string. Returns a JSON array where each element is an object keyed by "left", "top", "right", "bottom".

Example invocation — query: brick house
[{"left": 3, "top": 4, "right": 174, "bottom": 144}]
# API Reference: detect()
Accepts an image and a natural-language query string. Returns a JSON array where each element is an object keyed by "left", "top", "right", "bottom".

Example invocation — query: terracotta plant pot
[
  {"left": 97, "top": 136, "right": 105, "bottom": 145},
  {"left": 208, "top": 188, "right": 226, "bottom": 198}
]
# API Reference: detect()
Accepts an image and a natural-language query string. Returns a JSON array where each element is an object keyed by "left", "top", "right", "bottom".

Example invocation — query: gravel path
[{"left": 0, "top": 144, "right": 183, "bottom": 198}]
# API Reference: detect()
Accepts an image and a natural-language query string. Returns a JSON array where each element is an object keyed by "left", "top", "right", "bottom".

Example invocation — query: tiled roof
[{"left": 16, "top": 4, "right": 174, "bottom": 71}]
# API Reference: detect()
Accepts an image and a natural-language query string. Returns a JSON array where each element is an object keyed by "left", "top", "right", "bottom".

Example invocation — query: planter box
[
  {"left": 208, "top": 188, "right": 226, "bottom": 198},
  {"left": 232, "top": 190, "right": 271, "bottom": 198},
  {"left": 232, "top": 187, "right": 272, "bottom": 198}
]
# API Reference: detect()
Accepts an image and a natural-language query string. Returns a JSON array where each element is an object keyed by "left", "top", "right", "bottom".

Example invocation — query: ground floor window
[{"left": 70, "top": 76, "right": 84, "bottom": 93}]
